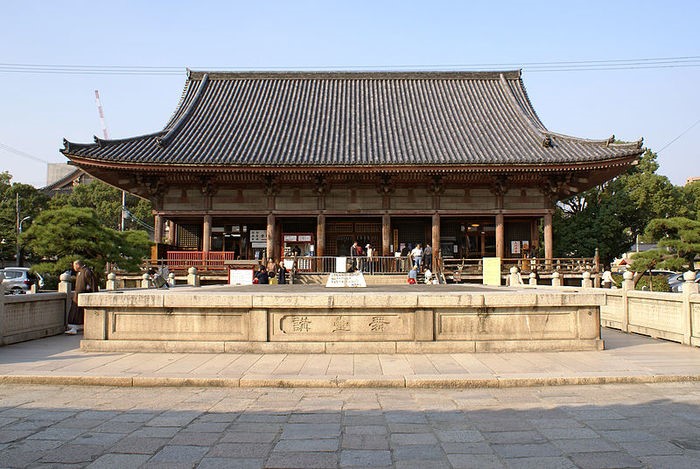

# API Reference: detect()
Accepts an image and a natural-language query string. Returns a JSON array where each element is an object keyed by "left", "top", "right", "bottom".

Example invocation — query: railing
[
  {"left": 164, "top": 251, "right": 237, "bottom": 272},
  {"left": 294, "top": 256, "right": 413, "bottom": 274},
  {"left": 441, "top": 256, "right": 597, "bottom": 281},
  {"left": 152, "top": 251, "right": 597, "bottom": 278}
]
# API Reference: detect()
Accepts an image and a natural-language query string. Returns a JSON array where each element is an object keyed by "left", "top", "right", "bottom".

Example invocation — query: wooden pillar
[
  {"left": 431, "top": 212, "right": 440, "bottom": 271},
  {"left": 168, "top": 220, "right": 176, "bottom": 245},
  {"left": 544, "top": 212, "right": 553, "bottom": 263},
  {"left": 202, "top": 215, "right": 212, "bottom": 252},
  {"left": 153, "top": 214, "right": 163, "bottom": 244},
  {"left": 382, "top": 213, "right": 391, "bottom": 256},
  {"left": 267, "top": 213, "right": 276, "bottom": 260},
  {"left": 481, "top": 232, "right": 486, "bottom": 257},
  {"left": 316, "top": 214, "right": 326, "bottom": 257},
  {"left": 495, "top": 213, "right": 505, "bottom": 259}
]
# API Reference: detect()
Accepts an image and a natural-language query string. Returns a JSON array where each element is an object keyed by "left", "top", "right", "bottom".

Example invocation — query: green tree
[
  {"left": 616, "top": 149, "right": 684, "bottom": 237},
  {"left": 681, "top": 181, "right": 700, "bottom": 221},
  {"left": 0, "top": 172, "right": 51, "bottom": 265},
  {"left": 50, "top": 180, "right": 153, "bottom": 230},
  {"left": 20, "top": 206, "right": 151, "bottom": 282},
  {"left": 554, "top": 182, "right": 637, "bottom": 265},
  {"left": 641, "top": 217, "right": 700, "bottom": 270},
  {"left": 553, "top": 149, "right": 684, "bottom": 265}
]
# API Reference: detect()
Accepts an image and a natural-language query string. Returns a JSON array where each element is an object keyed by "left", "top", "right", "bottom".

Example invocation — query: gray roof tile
[{"left": 62, "top": 70, "right": 643, "bottom": 167}]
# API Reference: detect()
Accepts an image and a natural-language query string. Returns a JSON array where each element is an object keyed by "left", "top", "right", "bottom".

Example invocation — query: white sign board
[
  {"left": 326, "top": 271, "right": 367, "bottom": 288},
  {"left": 250, "top": 230, "right": 267, "bottom": 248},
  {"left": 229, "top": 269, "right": 254, "bottom": 286},
  {"left": 335, "top": 256, "right": 348, "bottom": 273}
]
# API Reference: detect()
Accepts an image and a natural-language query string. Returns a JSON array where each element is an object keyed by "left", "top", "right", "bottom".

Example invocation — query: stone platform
[{"left": 80, "top": 284, "right": 604, "bottom": 353}]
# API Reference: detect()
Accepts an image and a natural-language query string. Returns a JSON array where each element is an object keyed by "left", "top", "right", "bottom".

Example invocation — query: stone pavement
[
  {"left": 1, "top": 382, "right": 699, "bottom": 468},
  {"left": 0, "top": 328, "right": 699, "bottom": 389}
]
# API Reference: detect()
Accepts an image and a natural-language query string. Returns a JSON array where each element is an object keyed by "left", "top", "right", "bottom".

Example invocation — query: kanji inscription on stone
[
  {"left": 369, "top": 316, "right": 390, "bottom": 332},
  {"left": 292, "top": 316, "right": 311, "bottom": 332},
  {"left": 332, "top": 316, "right": 350, "bottom": 332}
]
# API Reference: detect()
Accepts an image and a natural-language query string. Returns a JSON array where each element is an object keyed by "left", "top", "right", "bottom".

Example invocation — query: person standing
[
  {"left": 66, "top": 260, "right": 99, "bottom": 335},
  {"left": 365, "top": 243, "right": 374, "bottom": 274},
  {"left": 277, "top": 260, "right": 288, "bottom": 285},
  {"left": 423, "top": 243, "right": 433, "bottom": 272},
  {"left": 411, "top": 243, "right": 423, "bottom": 271},
  {"left": 255, "top": 266, "right": 269, "bottom": 284},
  {"left": 350, "top": 241, "right": 359, "bottom": 271}
]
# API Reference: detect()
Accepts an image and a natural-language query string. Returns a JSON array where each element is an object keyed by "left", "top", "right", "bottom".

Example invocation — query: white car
[{"left": 1, "top": 267, "right": 45, "bottom": 294}]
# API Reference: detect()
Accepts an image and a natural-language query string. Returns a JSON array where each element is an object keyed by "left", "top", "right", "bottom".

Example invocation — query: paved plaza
[
  {"left": 1, "top": 382, "right": 700, "bottom": 468},
  {"left": 1, "top": 328, "right": 700, "bottom": 467},
  {"left": 1, "top": 329, "right": 699, "bottom": 388}
]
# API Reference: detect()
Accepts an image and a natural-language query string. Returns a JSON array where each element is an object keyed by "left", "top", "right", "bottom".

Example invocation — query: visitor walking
[
  {"left": 601, "top": 267, "right": 617, "bottom": 289},
  {"left": 66, "top": 260, "right": 99, "bottom": 335}
]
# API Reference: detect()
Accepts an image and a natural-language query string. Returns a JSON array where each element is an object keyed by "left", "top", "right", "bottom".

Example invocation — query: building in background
[{"left": 61, "top": 70, "right": 644, "bottom": 270}]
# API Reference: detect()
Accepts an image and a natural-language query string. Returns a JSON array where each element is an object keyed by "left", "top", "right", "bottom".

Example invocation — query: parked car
[
  {"left": 0, "top": 267, "right": 45, "bottom": 294},
  {"left": 668, "top": 271, "right": 700, "bottom": 293},
  {"left": 649, "top": 269, "right": 679, "bottom": 277}
]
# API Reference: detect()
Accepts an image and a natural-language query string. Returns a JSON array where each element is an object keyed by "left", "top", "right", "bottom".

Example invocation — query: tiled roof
[{"left": 62, "top": 70, "right": 643, "bottom": 168}]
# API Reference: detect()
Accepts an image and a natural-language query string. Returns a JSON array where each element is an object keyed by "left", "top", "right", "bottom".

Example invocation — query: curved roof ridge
[
  {"left": 187, "top": 69, "right": 523, "bottom": 81},
  {"left": 515, "top": 74, "right": 547, "bottom": 130},
  {"left": 545, "top": 130, "right": 644, "bottom": 148},
  {"left": 163, "top": 73, "right": 194, "bottom": 129},
  {"left": 497, "top": 73, "right": 548, "bottom": 138},
  {"left": 157, "top": 73, "right": 210, "bottom": 147},
  {"left": 62, "top": 131, "right": 164, "bottom": 153}
]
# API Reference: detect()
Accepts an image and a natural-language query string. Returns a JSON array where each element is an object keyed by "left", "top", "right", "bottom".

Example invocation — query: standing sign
[{"left": 482, "top": 257, "right": 502, "bottom": 286}]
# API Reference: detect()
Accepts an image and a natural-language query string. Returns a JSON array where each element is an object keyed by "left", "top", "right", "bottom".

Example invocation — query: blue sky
[{"left": 1, "top": 0, "right": 699, "bottom": 187}]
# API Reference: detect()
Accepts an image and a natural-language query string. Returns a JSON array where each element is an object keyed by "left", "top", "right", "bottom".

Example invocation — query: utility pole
[
  {"left": 95, "top": 90, "right": 127, "bottom": 231},
  {"left": 15, "top": 194, "right": 30, "bottom": 267}
]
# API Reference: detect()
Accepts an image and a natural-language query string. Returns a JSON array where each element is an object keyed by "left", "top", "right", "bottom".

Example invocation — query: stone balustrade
[{"left": 600, "top": 270, "right": 699, "bottom": 347}]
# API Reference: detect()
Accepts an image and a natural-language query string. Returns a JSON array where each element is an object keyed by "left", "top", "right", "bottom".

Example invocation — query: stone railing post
[
  {"left": 508, "top": 266, "right": 523, "bottom": 286},
  {"left": 529, "top": 272, "right": 537, "bottom": 286},
  {"left": 187, "top": 267, "right": 200, "bottom": 287},
  {"left": 551, "top": 271, "right": 561, "bottom": 287},
  {"left": 682, "top": 270, "right": 699, "bottom": 295},
  {"left": 682, "top": 270, "right": 698, "bottom": 345},
  {"left": 58, "top": 272, "right": 72, "bottom": 319},
  {"left": 581, "top": 271, "right": 593, "bottom": 289},
  {"left": 619, "top": 271, "right": 635, "bottom": 332},
  {"left": 141, "top": 273, "right": 151, "bottom": 289},
  {"left": 106, "top": 272, "right": 118, "bottom": 291},
  {"left": 168, "top": 272, "right": 176, "bottom": 288},
  {"left": 622, "top": 271, "right": 634, "bottom": 291}
]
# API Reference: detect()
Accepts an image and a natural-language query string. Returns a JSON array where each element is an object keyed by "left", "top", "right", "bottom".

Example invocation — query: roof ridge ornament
[{"left": 542, "top": 135, "right": 553, "bottom": 148}]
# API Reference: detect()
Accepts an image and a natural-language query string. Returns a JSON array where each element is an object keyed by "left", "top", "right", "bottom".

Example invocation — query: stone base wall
[
  {"left": 1, "top": 293, "right": 67, "bottom": 346},
  {"left": 80, "top": 287, "right": 604, "bottom": 353}
]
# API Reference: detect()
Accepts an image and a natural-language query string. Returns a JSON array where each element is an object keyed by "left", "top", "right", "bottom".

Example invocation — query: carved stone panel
[
  {"left": 269, "top": 309, "right": 414, "bottom": 342},
  {"left": 108, "top": 309, "right": 247, "bottom": 341},
  {"left": 436, "top": 307, "right": 578, "bottom": 340}
]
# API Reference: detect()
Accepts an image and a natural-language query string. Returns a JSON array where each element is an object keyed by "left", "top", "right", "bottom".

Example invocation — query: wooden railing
[
  {"left": 442, "top": 257, "right": 597, "bottom": 279},
  {"left": 152, "top": 251, "right": 597, "bottom": 278}
]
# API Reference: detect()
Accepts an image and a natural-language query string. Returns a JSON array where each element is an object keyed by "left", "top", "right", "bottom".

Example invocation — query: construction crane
[{"left": 94, "top": 90, "right": 126, "bottom": 231}]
